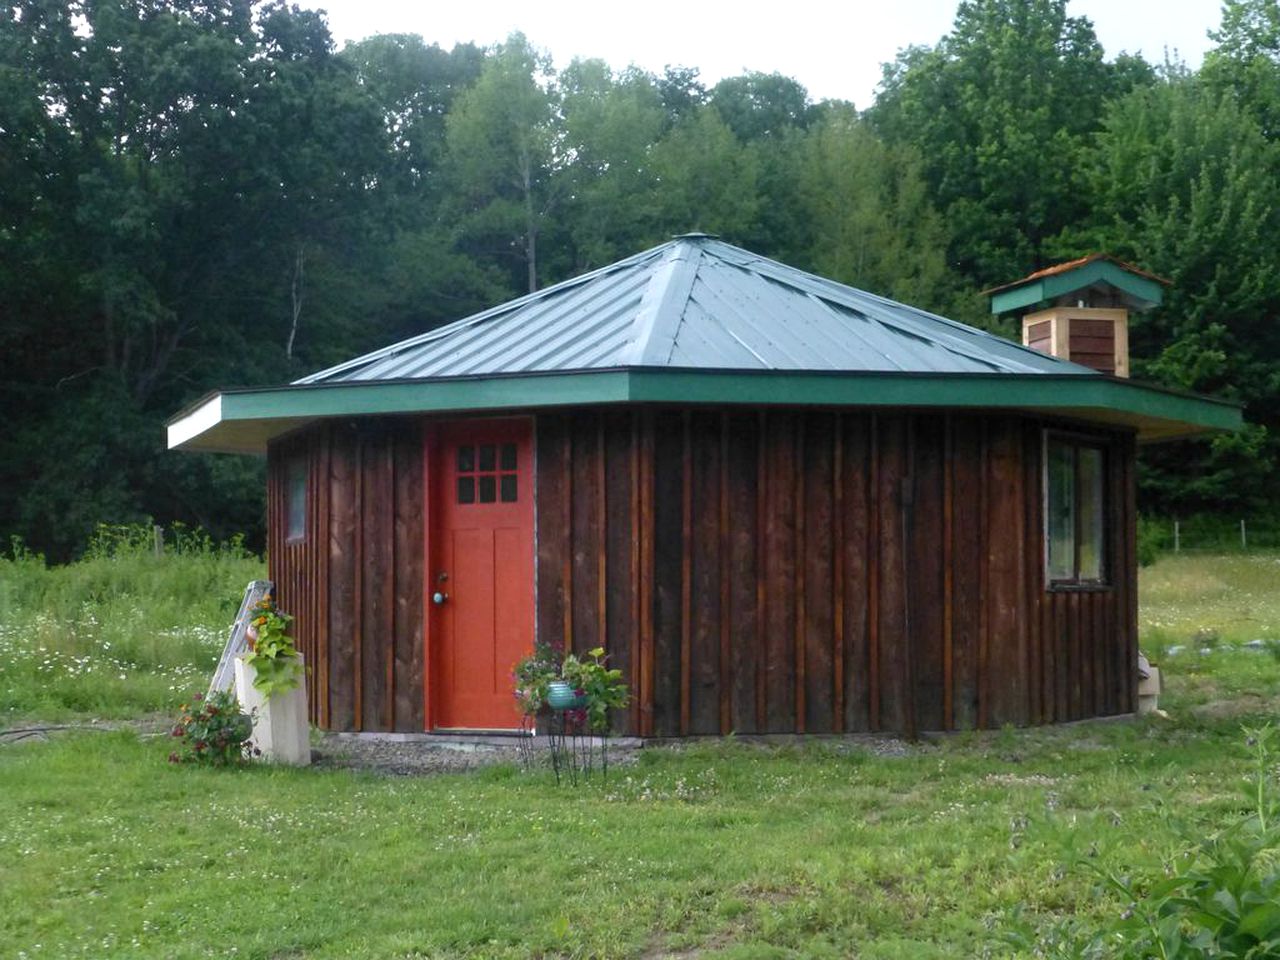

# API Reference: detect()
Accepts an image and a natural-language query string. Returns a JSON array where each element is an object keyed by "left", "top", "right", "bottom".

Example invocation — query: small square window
[
  {"left": 457, "top": 477, "right": 475, "bottom": 504},
  {"left": 457, "top": 446, "right": 475, "bottom": 472},
  {"left": 500, "top": 474, "right": 518, "bottom": 502},
  {"left": 478, "top": 476, "right": 496, "bottom": 503}
]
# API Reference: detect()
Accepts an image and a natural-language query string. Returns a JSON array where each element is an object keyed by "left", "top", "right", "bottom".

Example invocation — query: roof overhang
[
  {"left": 168, "top": 369, "right": 1243, "bottom": 455},
  {"left": 988, "top": 258, "right": 1166, "bottom": 314}
]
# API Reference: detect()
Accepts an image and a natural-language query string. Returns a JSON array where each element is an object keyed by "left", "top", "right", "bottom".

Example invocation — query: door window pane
[
  {"left": 478, "top": 476, "right": 496, "bottom": 503},
  {"left": 457, "top": 446, "right": 475, "bottom": 472},
  {"left": 500, "top": 474, "right": 518, "bottom": 502},
  {"left": 457, "top": 477, "right": 475, "bottom": 504},
  {"left": 478, "top": 444, "right": 496, "bottom": 471},
  {"left": 500, "top": 443, "right": 517, "bottom": 470}
]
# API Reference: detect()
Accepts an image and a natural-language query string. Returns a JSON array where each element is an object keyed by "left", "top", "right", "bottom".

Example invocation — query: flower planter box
[{"left": 234, "top": 653, "right": 310, "bottom": 765}]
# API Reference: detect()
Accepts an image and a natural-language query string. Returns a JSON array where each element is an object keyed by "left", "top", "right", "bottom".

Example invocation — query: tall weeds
[{"left": 0, "top": 524, "right": 264, "bottom": 720}]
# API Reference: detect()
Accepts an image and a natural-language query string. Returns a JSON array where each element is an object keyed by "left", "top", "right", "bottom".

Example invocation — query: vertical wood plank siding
[
  {"left": 269, "top": 408, "right": 1137, "bottom": 735},
  {"left": 268, "top": 419, "right": 424, "bottom": 732}
]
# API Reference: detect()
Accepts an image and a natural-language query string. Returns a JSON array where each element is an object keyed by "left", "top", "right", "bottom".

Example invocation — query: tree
[
  {"left": 558, "top": 60, "right": 666, "bottom": 270},
  {"left": 443, "top": 33, "right": 562, "bottom": 293},
  {"left": 871, "top": 0, "right": 1153, "bottom": 287},
  {"left": 647, "top": 107, "right": 759, "bottom": 243},
  {"left": 799, "top": 108, "right": 957, "bottom": 316},
  {"left": 1073, "top": 73, "right": 1280, "bottom": 512},
  {"left": 709, "top": 71, "right": 813, "bottom": 142},
  {"left": 0, "top": 0, "right": 389, "bottom": 558}
]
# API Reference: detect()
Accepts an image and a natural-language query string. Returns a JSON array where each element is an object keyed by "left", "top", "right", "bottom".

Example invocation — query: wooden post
[
  {"left": 1241, "top": 519, "right": 1247, "bottom": 550},
  {"left": 153, "top": 525, "right": 164, "bottom": 557},
  {"left": 1174, "top": 520, "right": 1180, "bottom": 553}
]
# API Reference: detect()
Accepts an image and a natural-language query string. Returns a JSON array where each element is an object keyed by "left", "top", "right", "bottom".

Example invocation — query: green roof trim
[
  {"left": 989, "top": 258, "right": 1166, "bottom": 315},
  {"left": 168, "top": 369, "right": 1242, "bottom": 454}
]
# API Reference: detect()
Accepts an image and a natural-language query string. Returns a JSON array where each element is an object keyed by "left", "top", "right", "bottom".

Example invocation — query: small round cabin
[{"left": 168, "top": 236, "right": 1239, "bottom": 737}]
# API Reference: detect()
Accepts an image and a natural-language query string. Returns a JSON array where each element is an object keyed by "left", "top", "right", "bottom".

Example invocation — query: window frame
[{"left": 1042, "top": 430, "right": 1110, "bottom": 591}]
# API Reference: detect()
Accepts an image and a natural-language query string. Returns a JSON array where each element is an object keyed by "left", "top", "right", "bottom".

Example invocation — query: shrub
[{"left": 169, "top": 689, "right": 257, "bottom": 766}]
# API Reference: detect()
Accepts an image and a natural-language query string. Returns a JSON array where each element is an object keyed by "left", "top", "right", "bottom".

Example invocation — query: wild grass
[
  {"left": 0, "top": 549, "right": 1277, "bottom": 958},
  {"left": 1139, "top": 551, "right": 1280, "bottom": 654},
  {"left": 0, "top": 526, "right": 264, "bottom": 720}
]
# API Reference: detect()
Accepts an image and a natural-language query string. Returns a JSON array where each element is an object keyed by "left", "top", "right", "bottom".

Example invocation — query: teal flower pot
[{"left": 546, "top": 680, "right": 586, "bottom": 711}]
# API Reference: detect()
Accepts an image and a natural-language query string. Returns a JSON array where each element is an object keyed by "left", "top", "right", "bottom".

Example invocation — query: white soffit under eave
[{"left": 167, "top": 394, "right": 223, "bottom": 450}]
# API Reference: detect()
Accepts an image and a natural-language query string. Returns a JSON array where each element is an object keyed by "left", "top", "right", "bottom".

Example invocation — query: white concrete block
[
  {"left": 1137, "top": 666, "right": 1161, "bottom": 715},
  {"left": 235, "top": 654, "right": 311, "bottom": 766}
]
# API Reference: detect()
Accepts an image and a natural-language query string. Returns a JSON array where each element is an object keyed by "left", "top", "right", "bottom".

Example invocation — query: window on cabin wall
[
  {"left": 1045, "top": 435, "right": 1106, "bottom": 586},
  {"left": 286, "top": 456, "right": 307, "bottom": 542}
]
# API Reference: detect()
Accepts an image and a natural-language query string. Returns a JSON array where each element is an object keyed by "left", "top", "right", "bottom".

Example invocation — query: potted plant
[
  {"left": 234, "top": 596, "right": 309, "bottom": 765},
  {"left": 244, "top": 597, "right": 299, "bottom": 697},
  {"left": 560, "top": 647, "right": 628, "bottom": 732},
  {"left": 513, "top": 642, "right": 561, "bottom": 718}
]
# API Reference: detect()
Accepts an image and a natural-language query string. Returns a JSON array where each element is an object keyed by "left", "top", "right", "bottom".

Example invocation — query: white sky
[{"left": 313, "top": 0, "right": 1224, "bottom": 108}]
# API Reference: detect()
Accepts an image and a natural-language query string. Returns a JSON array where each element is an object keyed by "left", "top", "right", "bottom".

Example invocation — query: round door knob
[{"left": 432, "top": 591, "right": 448, "bottom": 605}]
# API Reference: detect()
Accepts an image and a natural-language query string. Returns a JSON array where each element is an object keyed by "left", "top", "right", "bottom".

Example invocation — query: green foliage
[
  {"left": 1014, "top": 725, "right": 1280, "bottom": 958},
  {"left": 512, "top": 643, "right": 629, "bottom": 732},
  {"left": 5, "top": 0, "right": 1280, "bottom": 549},
  {"left": 512, "top": 641, "right": 561, "bottom": 716},
  {"left": 1137, "top": 516, "right": 1164, "bottom": 568},
  {"left": 168, "top": 689, "right": 256, "bottom": 766},
  {"left": 871, "top": 0, "right": 1147, "bottom": 286},
  {"left": 243, "top": 597, "right": 299, "bottom": 698},
  {"left": 799, "top": 105, "right": 959, "bottom": 317},
  {"left": 560, "top": 646, "right": 630, "bottom": 733}
]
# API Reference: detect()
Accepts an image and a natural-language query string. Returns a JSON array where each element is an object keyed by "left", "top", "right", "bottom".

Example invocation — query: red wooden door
[{"left": 430, "top": 419, "right": 534, "bottom": 730}]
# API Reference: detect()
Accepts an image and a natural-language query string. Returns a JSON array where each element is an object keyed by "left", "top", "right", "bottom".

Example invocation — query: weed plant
[{"left": 0, "top": 524, "right": 264, "bottom": 720}]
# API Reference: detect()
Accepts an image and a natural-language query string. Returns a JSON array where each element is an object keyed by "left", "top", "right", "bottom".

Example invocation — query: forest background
[{"left": 4, "top": 0, "right": 1279, "bottom": 561}]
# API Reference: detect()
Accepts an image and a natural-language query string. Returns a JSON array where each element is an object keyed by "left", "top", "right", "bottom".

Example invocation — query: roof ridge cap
[{"left": 625, "top": 239, "right": 704, "bottom": 366}]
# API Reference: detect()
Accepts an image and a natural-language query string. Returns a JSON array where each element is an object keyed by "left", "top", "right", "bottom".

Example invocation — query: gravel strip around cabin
[
  {"left": 308, "top": 732, "right": 920, "bottom": 776},
  {"left": 312, "top": 735, "right": 531, "bottom": 776}
]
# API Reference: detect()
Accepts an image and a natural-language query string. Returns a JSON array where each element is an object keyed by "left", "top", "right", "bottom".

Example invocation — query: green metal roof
[
  {"left": 167, "top": 237, "right": 1241, "bottom": 454},
  {"left": 986, "top": 254, "right": 1168, "bottom": 315}
]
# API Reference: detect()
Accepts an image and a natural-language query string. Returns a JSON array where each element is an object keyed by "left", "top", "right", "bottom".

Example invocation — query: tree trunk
[{"left": 287, "top": 244, "right": 304, "bottom": 360}]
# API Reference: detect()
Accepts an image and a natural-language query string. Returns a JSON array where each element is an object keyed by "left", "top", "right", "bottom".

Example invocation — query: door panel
[{"left": 431, "top": 419, "right": 534, "bottom": 730}]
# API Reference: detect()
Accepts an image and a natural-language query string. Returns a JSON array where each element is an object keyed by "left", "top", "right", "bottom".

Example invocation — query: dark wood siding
[
  {"left": 270, "top": 407, "right": 1138, "bottom": 736},
  {"left": 1069, "top": 318, "right": 1117, "bottom": 375},
  {"left": 533, "top": 408, "right": 1137, "bottom": 737},
  {"left": 268, "top": 419, "right": 424, "bottom": 732}
]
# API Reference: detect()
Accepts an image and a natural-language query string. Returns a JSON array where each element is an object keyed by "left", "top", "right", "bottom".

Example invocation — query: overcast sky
[{"left": 312, "top": 0, "right": 1225, "bottom": 108}]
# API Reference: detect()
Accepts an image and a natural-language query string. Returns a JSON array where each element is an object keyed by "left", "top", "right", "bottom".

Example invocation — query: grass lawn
[{"left": 1, "top": 549, "right": 1278, "bottom": 958}]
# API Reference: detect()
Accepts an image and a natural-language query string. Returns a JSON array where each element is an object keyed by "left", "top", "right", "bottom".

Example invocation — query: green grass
[
  {"left": 0, "top": 529, "right": 264, "bottom": 720},
  {"left": 0, "top": 549, "right": 1278, "bottom": 958}
]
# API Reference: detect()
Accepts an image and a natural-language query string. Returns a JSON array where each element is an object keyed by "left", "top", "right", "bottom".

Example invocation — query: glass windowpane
[
  {"left": 457, "top": 477, "right": 475, "bottom": 504},
  {"left": 500, "top": 443, "right": 517, "bottom": 471},
  {"left": 500, "top": 474, "right": 518, "bottom": 502},
  {"left": 479, "top": 476, "right": 496, "bottom": 503},
  {"left": 478, "top": 445, "right": 496, "bottom": 471},
  {"left": 286, "top": 458, "right": 307, "bottom": 541},
  {"left": 457, "top": 446, "right": 474, "bottom": 472},
  {"left": 1047, "top": 442, "right": 1075, "bottom": 581},
  {"left": 1077, "top": 447, "right": 1104, "bottom": 580}
]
